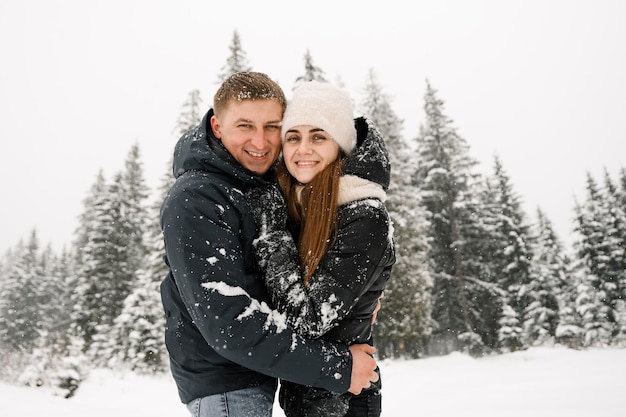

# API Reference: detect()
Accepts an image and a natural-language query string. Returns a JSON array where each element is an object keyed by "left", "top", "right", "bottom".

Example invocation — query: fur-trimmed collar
[{"left": 337, "top": 174, "right": 387, "bottom": 206}]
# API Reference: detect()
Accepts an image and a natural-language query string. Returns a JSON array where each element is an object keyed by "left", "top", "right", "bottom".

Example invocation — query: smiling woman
[
  {"left": 282, "top": 126, "right": 341, "bottom": 184},
  {"left": 244, "top": 81, "right": 395, "bottom": 417}
]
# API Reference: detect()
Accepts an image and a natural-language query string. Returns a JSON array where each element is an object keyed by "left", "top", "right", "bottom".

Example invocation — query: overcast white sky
[{"left": 1, "top": 0, "right": 625, "bottom": 255}]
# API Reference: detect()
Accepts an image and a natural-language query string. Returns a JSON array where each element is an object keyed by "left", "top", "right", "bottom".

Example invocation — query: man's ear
[{"left": 210, "top": 115, "right": 221, "bottom": 139}]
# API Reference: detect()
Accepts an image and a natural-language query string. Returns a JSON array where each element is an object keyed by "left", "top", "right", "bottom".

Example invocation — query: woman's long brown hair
[{"left": 277, "top": 156, "right": 345, "bottom": 285}]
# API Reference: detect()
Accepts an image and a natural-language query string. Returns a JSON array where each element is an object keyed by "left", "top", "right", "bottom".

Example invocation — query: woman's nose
[{"left": 297, "top": 140, "right": 313, "bottom": 154}]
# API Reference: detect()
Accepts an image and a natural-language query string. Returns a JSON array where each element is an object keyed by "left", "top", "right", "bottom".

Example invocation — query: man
[{"left": 160, "top": 72, "right": 379, "bottom": 417}]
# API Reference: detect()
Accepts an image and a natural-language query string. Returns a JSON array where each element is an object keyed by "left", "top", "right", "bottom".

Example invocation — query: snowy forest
[{"left": 1, "top": 31, "right": 625, "bottom": 399}]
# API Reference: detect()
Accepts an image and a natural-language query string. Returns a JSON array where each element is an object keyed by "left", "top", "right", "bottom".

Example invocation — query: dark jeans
[
  {"left": 280, "top": 380, "right": 350, "bottom": 417},
  {"left": 346, "top": 367, "right": 382, "bottom": 417},
  {"left": 346, "top": 387, "right": 382, "bottom": 417},
  {"left": 280, "top": 367, "right": 382, "bottom": 417}
]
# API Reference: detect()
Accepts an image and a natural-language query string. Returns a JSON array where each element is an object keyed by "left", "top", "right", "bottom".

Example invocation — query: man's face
[{"left": 210, "top": 100, "right": 283, "bottom": 175}]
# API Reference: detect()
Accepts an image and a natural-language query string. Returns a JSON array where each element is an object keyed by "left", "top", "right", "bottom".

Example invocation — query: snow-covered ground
[{"left": 1, "top": 347, "right": 624, "bottom": 416}]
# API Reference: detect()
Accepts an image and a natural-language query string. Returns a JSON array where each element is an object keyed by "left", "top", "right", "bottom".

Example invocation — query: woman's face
[{"left": 282, "top": 125, "right": 340, "bottom": 184}]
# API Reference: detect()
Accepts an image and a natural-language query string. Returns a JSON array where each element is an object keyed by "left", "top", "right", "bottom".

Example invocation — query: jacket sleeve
[
  {"left": 253, "top": 198, "right": 394, "bottom": 339},
  {"left": 161, "top": 174, "right": 352, "bottom": 392}
]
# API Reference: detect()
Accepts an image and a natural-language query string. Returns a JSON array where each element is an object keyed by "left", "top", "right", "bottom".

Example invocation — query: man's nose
[{"left": 249, "top": 129, "right": 267, "bottom": 148}]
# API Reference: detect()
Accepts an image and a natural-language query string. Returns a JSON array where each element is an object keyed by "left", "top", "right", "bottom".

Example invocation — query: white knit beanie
[{"left": 281, "top": 81, "right": 357, "bottom": 154}]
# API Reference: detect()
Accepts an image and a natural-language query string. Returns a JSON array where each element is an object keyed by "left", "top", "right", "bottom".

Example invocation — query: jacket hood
[
  {"left": 172, "top": 109, "right": 271, "bottom": 186},
  {"left": 342, "top": 117, "right": 391, "bottom": 191}
]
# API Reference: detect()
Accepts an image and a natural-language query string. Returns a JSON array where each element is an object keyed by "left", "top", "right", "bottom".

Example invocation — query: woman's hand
[{"left": 244, "top": 184, "right": 287, "bottom": 234}]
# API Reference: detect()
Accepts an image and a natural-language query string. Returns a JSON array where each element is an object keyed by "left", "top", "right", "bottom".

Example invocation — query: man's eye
[{"left": 266, "top": 124, "right": 280, "bottom": 131}]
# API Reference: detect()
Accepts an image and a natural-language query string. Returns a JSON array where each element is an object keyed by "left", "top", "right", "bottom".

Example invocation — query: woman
[{"left": 245, "top": 81, "right": 395, "bottom": 417}]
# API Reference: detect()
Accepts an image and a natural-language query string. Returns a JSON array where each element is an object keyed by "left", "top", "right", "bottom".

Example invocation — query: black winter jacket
[
  {"left": 160, "top": 109, "right": 353, "bottom": 404},
  {"left": 250, "top": 117, "right": 396, "bottom": 347}
]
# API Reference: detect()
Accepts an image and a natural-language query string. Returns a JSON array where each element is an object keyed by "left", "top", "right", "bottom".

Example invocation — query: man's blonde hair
[{"left": 213, "top": 72, "right": 287, "bottom": 116}]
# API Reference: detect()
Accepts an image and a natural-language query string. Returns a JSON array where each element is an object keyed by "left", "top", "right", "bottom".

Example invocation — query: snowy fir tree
[
  {"left": 119, "top": 142, "right": 150, "bottom": 279},
  {"left": 0, "top": 232, "right": 56, "bottom": 384},
  {"left": 36, "top": 245, "right": 75, "bottom": 345},
  {"left": 526, "top": 208, "right": 569, "bottom": 346},
  {"left": 0, "top": 231, "right": 44, "bottom": 354},
  {"left": 457, "top": 174, "right": 507, "bottom": 352},
  {"left": 17, "top": 244, "right": 82, "bottom": 398},
  {"left": 105, "top": 163, "right": 173, "bottom": 373},
  {"left": 412, "top": 80, "right": 487, "bottom": 354},
  {"left": 601, "top": 169, "right": 626, "bottom": 336},
  {"left": 174, "top": 89, "right": 203, "bottom": 138},
  {"left": 359, "top": 69, "right": 432, "bottom": 358},
  {"left": 72, "top": 172, "right": 137, "bottom": 359},
  {"left": 555, "top": 268, "right": 584, "bottom": 348},
  {"left": 216, "top": 30, "right": 252, "bottom": 83},
  {"left": 573, "top": 171, "right": 626, "bottom": 345},
  {"left": 87, "top": 170, "right": 144, "bottom": 364},
  {"left": 72, "top": 170, "right": 107, "bottom": 267},
  {"left": 619, "top": 167, "right": 626, "bottom": 212},
  {"left": 575, "top": 276, "right": 612, "bottom": 347},
  {"left": 497, "top": 301, "right": 524, "bottom": 352},
  {"left": 488, "top": 156, "right": 534, "bottom": 350},
  {"left": 293, "top": 49, "right": 328, "bottom": 89},
  {"left": 0, "top": 245, "right": 27, "bottom": 382}
]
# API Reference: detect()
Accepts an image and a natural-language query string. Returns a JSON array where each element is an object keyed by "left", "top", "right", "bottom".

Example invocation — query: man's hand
[{"left": 348, "top": 344, "right": 378, "bottom": 395}]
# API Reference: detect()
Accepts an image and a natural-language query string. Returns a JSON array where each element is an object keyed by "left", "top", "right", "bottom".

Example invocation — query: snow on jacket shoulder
[{"left": 160, "top": 109, "right": 352, "bottom": 404}]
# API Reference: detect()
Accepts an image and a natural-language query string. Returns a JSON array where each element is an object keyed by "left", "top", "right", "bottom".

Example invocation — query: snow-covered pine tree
[
  {"left": 489, "top": 156, "right": 534, "bottom": 351},
  {"left": 412, "top": 80, "right": 484, "bottom": 354},
  {"left": 555, "top": 257, "right": 584, "bottom": 348},
  {"left": 572, "top": 173, "right": 616, "bottom": 346},
  {"left": 601, "top": 168, "right": 626, "bottom": 344},
  {"left": 359, "top": 69, "right": 432, "bottom": 358},
  {"left": 72, "top": 170, "right": 107, "bottom": 267},
  {"left": 120, "top": 142, "right": 150, "bottom": 281},
  {"left": 293, "top": 49, "right": 328, "bottom": 90},
  {"left": 36, "top": 245, "right": 74, "bottom": 340},
  {"left": 0, "top": 242, "right": 26, "bottom": 381},
  {"left": 216, "top": 30, "right": 252, "bottom": 83},
  {"left": 76, "top": 144, "right": 150, "bottom": 367},
  {"left": 616, "top": 168, "right": 626, "bottom": 346},
  {"left": 526, "top": 208, "right": 569, "bottom": 346},
  {"left": 497, "top": 301, "right": 524, "bottom": 352},
  {"left": 575, "top": 274, "right": 612, "bottom": 347},
  {"left": 0, "top": 230, "right": 44, "bottom": 354},
  {"left": 18, "top": 246, "right": 78, "bottom": 392},
  {"left": 619, "top": 167, "right": 626, "bottom": 212},
  {"left": 457, "top": 174, "right": 506, "bottom": 352},
  {"left": 0, "top": 250, "right": 5, "bottom": 324},
  {"left": 73, "top": 172, "right": 136, "bottom": 360},
  {"left": 174, "top": 89, "right": 203, "bottom": 138},
  {"left": 107, "top": 163, "right": 173, "bottom": 373}
]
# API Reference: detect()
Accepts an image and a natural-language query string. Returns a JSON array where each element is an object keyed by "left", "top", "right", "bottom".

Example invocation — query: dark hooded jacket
[
  {"left": 250, "top": 116, "right": 396, "bottom": 347},
  {"left": 160, "top": 109, "right": 353, "bottom": 404}
]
